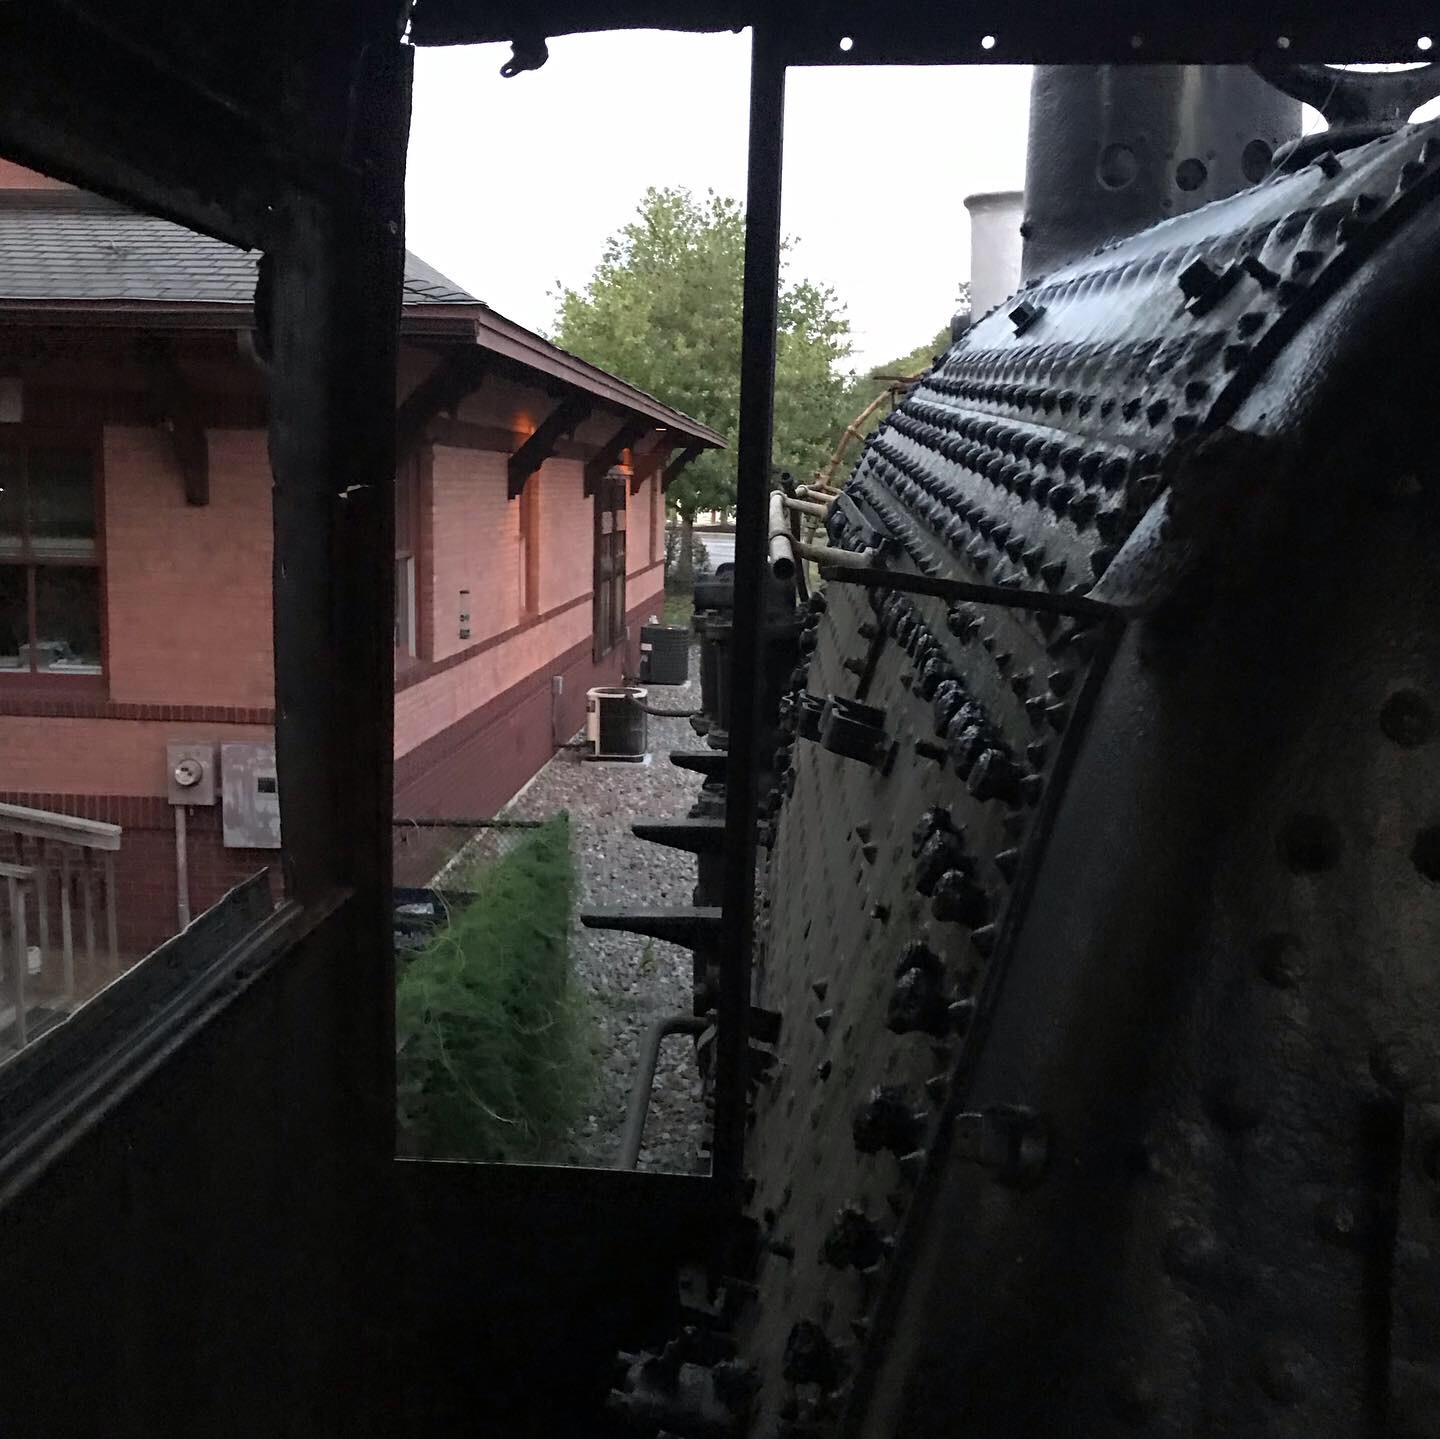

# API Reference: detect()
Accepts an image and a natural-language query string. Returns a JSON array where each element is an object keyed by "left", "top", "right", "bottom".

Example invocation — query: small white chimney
[{"left": 963, "top": 190, "right": 1024, "bottom": 322}]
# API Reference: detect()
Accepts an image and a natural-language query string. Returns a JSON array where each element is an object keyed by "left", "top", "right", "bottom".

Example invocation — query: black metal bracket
[
  {"left": 632, "top": 818, "right": 727, "bottom": 856},
  {"left": 580, "top": 906, "right": 723, "bottom": 949},
  {"left": 670, "top": 750, "right": 728, "bottom": 779},
  {"left": 508, "top": 391, "right": 592, "bottom": 498}
]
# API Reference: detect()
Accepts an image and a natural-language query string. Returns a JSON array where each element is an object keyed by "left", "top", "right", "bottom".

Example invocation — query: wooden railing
[{"left": 0, "top": 802, "right": 122, "bottom": 1057}]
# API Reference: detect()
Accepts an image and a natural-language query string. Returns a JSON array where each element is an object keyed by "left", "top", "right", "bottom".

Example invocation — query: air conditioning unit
[{"left": 585, "top": 686, "right": 648, "bottom": 761}]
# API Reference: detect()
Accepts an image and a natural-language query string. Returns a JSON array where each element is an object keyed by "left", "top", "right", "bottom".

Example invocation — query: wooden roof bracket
[
  {"left": 630, "top": 435, "right": 674, "bottom": 494},
  {"left": 583, "top": 415, "right": 650, "bottom": 498},
  {"left": 662, "top": 442, "right": 704, "bottom": 491},
  {"left": 396, "top": 348, "right": 489, "bottom": 459},
  {"left": 139, "top": 337, "right": 209, "bottom": 506},
  {"left": 508, "top": 391, "right": 592, "bottom": 498}
]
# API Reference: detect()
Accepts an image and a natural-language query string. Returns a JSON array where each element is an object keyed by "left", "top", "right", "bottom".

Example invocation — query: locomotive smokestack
[
  {"left": 1021, "top": 66, "right": 1302, "bottom": 277},
  {"left": 963, "top": 190, "right": 1024, "bottom": 323}
]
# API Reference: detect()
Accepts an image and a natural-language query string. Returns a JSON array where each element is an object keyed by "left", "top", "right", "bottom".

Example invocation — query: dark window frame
[
  {"left": 592, "top": 469, "right": 626, "bottom": 662},
  {"left": 0, "top": 424, "right": 107, "bottom": 695},
  {"left": 394, "top": 451, "right": 422, "bottom": 672}
]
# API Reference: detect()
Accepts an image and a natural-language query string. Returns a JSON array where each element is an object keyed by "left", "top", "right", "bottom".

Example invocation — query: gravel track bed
[{"left": 504, "top": 657, "right": 707, "bottom": 1173}]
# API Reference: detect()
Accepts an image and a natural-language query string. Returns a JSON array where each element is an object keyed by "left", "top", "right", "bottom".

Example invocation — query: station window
[
  {"left": 394, "top": 457, "right": 419, "bottom": 666},
  {"left": 0, "top": 441, "right": 103, "bottom": 677}
]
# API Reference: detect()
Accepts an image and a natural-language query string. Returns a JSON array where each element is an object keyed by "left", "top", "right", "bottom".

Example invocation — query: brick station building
[{"left": 0, "top": 161, "right": 721, "bottom": 960}]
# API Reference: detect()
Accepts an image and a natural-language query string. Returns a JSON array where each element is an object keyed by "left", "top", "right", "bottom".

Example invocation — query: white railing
[{"left": 0, "top": 802, "right": 122, "bottom": 1056}]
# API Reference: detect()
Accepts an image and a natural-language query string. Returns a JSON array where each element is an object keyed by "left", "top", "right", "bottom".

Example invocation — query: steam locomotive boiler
[{"left": 610, "top": 65, "right": 1440, "bottom": 1439}]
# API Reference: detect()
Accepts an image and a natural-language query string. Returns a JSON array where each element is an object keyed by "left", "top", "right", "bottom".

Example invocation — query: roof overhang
[{"left": 0, "top": 297, "right": 726, "bottom": 453}]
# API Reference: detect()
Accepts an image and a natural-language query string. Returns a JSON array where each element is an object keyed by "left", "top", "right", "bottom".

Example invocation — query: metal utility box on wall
[
  {"left": 221, "top": 742, "right": 281, "bottom": 849},
  {"left": 167, "top": 742, "right": 219, "bottom": 807}
]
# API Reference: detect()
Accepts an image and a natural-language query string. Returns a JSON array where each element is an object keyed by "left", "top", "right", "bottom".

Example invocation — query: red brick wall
[
  {"left": 537, "top": 458, "right": 593, "bottom": 610},
  {"left": 0, "top": 715, "right": 273, "bottom": 793},
  {"left": 393, "top": 589, "right": 664, "bottom": 829},
  {"left": 104, "top": 426, "right": 274, "bottom": 707},
  {"left": 428, "top": 445, "right": 520, "bottom": 659}
]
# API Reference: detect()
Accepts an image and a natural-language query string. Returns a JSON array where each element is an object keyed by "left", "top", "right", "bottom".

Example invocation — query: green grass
[
  {"left": 662, "top": 589, "right": 694, "bottom": 629},
  {"left": 395, "top": 814, "right": 592, "bottom": 1162}
]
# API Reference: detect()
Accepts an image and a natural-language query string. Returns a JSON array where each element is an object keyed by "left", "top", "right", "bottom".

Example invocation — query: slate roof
[
  {"left": 0, "top": 189, "right": 475, "bottom": 305},
  {"left": 0, "top": 186, "right": 726, "bottom": 447}
]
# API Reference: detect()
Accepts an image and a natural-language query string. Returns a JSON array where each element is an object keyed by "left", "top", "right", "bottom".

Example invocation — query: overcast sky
[
  {"left": 406, "top": 32, "right": 1032, "bottom": 372},
  {"left": 407, "top": 40, "right": 1438, "bottom": 375}
]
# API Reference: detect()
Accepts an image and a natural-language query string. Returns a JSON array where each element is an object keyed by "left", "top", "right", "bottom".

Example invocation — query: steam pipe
[
  {"left": 781, "top": 495, "right": 829, "bottom": 521},
  {"left": 617, "top": 1013, "right": 709, "bottom": 1169},
  {"left": 768, "top": 490, "right": 797, "bottom": 583}
]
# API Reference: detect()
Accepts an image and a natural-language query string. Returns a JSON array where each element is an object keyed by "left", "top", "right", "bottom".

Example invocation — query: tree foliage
[{"left": 552, "top": 187, "right": 854, "bottom": 522}]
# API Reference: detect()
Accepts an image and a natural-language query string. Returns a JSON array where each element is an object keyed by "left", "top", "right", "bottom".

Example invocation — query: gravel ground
[{"left": 503, "top": 655, "right": 708, "bottom": 1173}]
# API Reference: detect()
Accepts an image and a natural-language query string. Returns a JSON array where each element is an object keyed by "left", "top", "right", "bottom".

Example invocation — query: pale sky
[
  {"left": 406, "top": 39, "right": 1438, "bottom": 376},
  {"left": 406, "top": 32, "right": 1032, "bottom": 372}
]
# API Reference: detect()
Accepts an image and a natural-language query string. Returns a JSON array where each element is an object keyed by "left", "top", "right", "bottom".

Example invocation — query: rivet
[
  {"left": 1369, "top": 1037, "right": 1423, "bottom": 1097},
  {"left": 1009, "top": 299, "right": 1043, "bottom": 335},
  {"left": 1380, "top": 688, "right": 1433, "bottom": 747},
  {"left": 821, "top": 1206, "right": 890, "bottom": 1270},
  {"left": 1163, "top": 1222, "right": 1222, "bottom": 1283},
  {"left": 1205, "top": 1076, "right": 1266, "bottom": 1132},
  {"left": 815, "top": 1009, "right": 834, "bottom": 1033},
  {"left": 1177, "top": 257, "right": 1219, "bottom": 301},
  {"left": 1311, "top": 150, "right": 1342, "bottom": 178},
  {"left": 812, "top": 978, "right": 829, "bottom": 1000},
  {"left": 897, "top": 1149, "right": 925, "bottom": 1185},
  {"left": 1256, "top": 932, "right": 1304, "bottom": 988},
  {"left": 1276, "top": 813, "right": 1341, "bottom": 873},
  {"left": 782, "top": 1321, "right": 843, "bottom": 1387},
  {"left": 1412, "top": 825, "right": 1440, "bottom": 883},
  {"left": 1241, "top": 254, "right": 1279, "bottom": 288},
  {"left": 1257, "top": 1338, "right": 1310, "bottom": 1405},
  {"left": 1313, "top": 1193, "right": 1378, "bottom": 1249},
  {"left": 816, "top": 1059, "right": 832, "bottom": 1080},
  {"left": 852, "top": 1085, "right": 927, "bottom": 1157}
]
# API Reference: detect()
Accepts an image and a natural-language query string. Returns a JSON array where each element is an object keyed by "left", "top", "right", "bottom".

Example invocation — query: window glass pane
[
  {"left": 28, "top": 448, "right": 96, "bottom": 560},
  {"left": 0, "top": 563, "right": 26, "bottom": 669},
  {"left": 33, "top": 567, "right": 101, "bottom": 673},
  {"left": 395, "top": 464, "right": 415, "bottom": 554},
  {"left": 395, "top": 555, "right": 416, "bottom": 660},
  {"left": 0, "top": 451, "right": 22, "bottom": 560}
]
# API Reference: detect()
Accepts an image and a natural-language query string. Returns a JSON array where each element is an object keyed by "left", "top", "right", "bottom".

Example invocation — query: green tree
[
  {"left": 819, "top": 285, "right": 970, "bottom": 488},
  {"left": 552, "top": 186, "right": 853, "bottom": 587}
]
